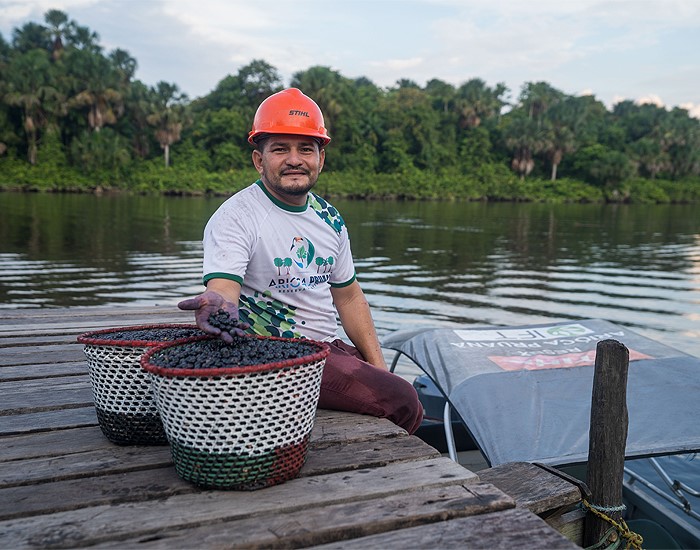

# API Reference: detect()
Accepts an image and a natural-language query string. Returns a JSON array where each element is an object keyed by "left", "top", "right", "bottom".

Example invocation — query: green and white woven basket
[
  {"left": 141, "top": 335, "right": 329, "bottom": 490},
  {"left": 77, "top": 324, "right": 203, "bottom": 445}
]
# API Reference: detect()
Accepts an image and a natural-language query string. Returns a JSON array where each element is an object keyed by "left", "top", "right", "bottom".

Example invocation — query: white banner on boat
[{"left": 453, "top": 323, "right": 593, "bottom": 342}]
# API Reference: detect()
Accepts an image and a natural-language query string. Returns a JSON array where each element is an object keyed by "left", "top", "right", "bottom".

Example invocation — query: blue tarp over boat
[{"left": 382, "top": 319, "right": 700, "bottom": 467}]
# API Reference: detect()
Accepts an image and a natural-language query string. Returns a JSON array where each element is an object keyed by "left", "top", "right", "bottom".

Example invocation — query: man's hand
[{"left": 177, "top": 290, "right": 247, "bottom": 343}]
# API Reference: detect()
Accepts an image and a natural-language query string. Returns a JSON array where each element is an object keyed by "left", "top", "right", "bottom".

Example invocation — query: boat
[{"left": 382, "top": 318, "right": 700, "bottom": 549}]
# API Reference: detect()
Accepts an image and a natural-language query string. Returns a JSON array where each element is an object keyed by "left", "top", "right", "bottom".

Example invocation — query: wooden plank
[
  {"left": 0, "top": 376, "right": 93, "bottom": 414},
  {"left": 303, "top": 435, "right": 440, "bottom": 475},
  {"left": 0, "top": 361, "right": 87, "bottom": 381},
  {"left": 308, "top": 507, "right": 579, "bottom": 549},
  {"left": 0, "top": 406, "right": 98, "bottom": 436},
  {"left": 0, "top": 466, "right": 192, "bottom": 520},
  {"left": 0, "top": 457, "right": 477, "bottom": 548},
  {"left": 1, "top": 426, "right": 112, "bottom": 462},
  {"left": 0, "top": 334, "right": 80, "bottom": 347},
  {"left": 97, "top": 482, "right": 514, "bottom": 549},
  {"left": 0, "top": 445, "right": 172, "bottom": 488},
  {"left": 0, "top": 314, "right": 193, "bottom": 334},
  {"left": 0, "top": 343, "right": 88, "bottom": 366},
  {"left": 310, "top": 408, "right": 407, "bottom": 444},
  {"left": 0, "top": 435, "right": 437, "bottom": 489},
  {"left": 0, "top": 306, "right": 189, "bottom": 326},
  {"left": 0, "top": 316, "right": 194, "bottom": 338},
  {"left": 0, "top": 325, "right": 170, "bottom": 338},
  {"left": 478, "top": 462, "right": 581, "bottom": 515}
]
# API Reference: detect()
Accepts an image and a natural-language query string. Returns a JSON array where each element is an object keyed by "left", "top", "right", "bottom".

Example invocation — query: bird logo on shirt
[{"left": 290, "top": 236, "right": 315, "bottom": 269}]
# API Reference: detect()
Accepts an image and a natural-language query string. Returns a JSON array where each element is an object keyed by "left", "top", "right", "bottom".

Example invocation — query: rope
[
  {"left": 582, "top": 499, "right": 644, "bottom": 550},
  {"left": 587, "top": 502, "right": 628, "bottom": 514}
]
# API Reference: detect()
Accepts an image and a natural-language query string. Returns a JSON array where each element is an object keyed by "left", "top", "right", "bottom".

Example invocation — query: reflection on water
[{"left": 1, "top": 192, "right": 699, "bottom": 365}]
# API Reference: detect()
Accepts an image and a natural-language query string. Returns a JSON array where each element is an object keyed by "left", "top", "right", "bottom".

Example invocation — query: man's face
[{"left": 252, "top": 134, "right": 325, "bottom": 206}]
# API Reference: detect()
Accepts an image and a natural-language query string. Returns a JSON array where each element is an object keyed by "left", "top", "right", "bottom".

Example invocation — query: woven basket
[
  {"left": 140, "top": 335, "right": 329, "bottom": 490},
  {"left": 77, "top": 324, "right": 204, "bottom": 445}
]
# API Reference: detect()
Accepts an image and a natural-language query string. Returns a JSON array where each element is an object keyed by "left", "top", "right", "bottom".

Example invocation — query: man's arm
[
  {"left": 330, "top": 281, "right": 387, "bottom": 370},
  {"left": 204, "top": 278, "right": 242, "bottom": 304}
]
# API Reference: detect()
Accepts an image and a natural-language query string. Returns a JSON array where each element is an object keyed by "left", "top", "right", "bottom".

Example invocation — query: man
[{"left": 178, "top": 88, "right": 423, "bottom": 434}]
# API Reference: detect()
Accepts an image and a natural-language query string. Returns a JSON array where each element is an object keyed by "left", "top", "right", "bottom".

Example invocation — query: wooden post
[{"left": 584, "top": 339, "right": 630, "bottom": 548}]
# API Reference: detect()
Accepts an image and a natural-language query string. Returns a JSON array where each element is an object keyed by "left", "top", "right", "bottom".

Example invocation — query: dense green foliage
[{"left": 1, "top": 10, "right": 700, "bottom": 203}]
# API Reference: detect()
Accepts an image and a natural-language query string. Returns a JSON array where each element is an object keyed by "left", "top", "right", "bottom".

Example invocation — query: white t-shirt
[{"left": 203, "top": 180, "right": 356, "bottom": 341}]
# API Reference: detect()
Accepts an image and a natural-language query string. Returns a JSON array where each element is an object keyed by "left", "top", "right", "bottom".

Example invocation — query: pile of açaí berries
[
  {"left": 148, "top": 310, "right": 317, "bottom": 370},
  {"left": 98, "top": 327, "right": 204, "bottom": 342}
]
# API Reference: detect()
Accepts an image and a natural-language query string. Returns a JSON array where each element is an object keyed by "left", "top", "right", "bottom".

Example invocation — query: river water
[{"left": 1, "top": 191, "right": 699, "bottom": 377}]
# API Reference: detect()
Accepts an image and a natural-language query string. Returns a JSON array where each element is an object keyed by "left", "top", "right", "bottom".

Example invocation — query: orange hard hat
[{"left": 248, "top": 88, "right": 331, "bottom": 146}]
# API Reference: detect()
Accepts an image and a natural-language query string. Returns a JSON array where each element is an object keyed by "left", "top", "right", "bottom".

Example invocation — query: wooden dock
[{"left": 1, "top": 306, "right": 582, "bottom": 548}]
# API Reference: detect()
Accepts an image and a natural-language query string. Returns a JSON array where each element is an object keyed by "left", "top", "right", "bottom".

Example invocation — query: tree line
[{"left": 1, "top": 9, "right": 700, "bottom": 203}]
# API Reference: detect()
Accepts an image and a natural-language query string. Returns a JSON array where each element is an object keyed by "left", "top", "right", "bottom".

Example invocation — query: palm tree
[
  {"left": 425, "top": 79, "right": 455, "bottom": 114},
  {"left": 3, "top": 49, "right": 58, "bottom": 164},
  {"left": 146, "top": 81, "right": 189, "bottom": 167},
  {"left": 455, "top": 78, "right": 507, "bottom": 129},
  {"left": 542, "top": 99, "right": 582, "bottom": 181},
  {"left": 519, "top": 81, "right": 564, "bottom": 127},
  {"left": 11, "top": 22, "right": 50, "bottom": 53},
  {"left": 503, "top": 115, "right": 547, "bottom": 179},
  {"left": 67, "top": 24, "right": 101, "bottom": 53},
  {"left": 109, "top": 49, "right": 137, "bottom": 87},
  {"left": 44, "top": 9, "right": 71, "bottom": 61},
  {"left": 543, "top": 123, "right": 575, "bottom": 181},
  {"left": 66, "top": 49, "right": 123, "bottom": 132}
]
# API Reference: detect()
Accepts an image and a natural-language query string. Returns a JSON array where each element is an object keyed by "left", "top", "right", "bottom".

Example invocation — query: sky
[{"left": 1, "top": 0, "right": 699, "bottom": 117}]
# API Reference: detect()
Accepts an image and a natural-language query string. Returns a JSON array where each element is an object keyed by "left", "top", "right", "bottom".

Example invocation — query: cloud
[
  {"left": 680, "top": 103, "right": 700, "bottom": 119},
  {"left": 636, "top": 94, "right": 665, "bottom": 108},
  {"left": 161, "top": 0, "right": 270, "bottom": 43}
]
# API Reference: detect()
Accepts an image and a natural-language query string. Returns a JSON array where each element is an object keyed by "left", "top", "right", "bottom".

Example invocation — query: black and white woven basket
[
  {"left": 77, "top": 324, "right": 203, "bottom": 445},
  {"left": 141, "top": 335, "right": 329, "bottom": 490}
]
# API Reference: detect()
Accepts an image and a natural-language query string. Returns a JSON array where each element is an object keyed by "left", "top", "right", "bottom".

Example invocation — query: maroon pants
[{"left": 317, "top": 339, "right": 424, "bottom": 435}]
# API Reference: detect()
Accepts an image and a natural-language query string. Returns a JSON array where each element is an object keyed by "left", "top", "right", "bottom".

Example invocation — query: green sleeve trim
[
  {"left": 203, "top": 273, "right": 244, "bottom": 285},
  {"left": 329, "top": 273, "right": 356, "bottom": 288}
]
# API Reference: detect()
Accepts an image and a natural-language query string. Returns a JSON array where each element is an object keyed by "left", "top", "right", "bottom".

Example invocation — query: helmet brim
[{"left": 248, "top": 128, "right": 331, "bottom": 147}]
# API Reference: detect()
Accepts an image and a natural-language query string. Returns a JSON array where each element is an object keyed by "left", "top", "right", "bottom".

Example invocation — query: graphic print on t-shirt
[
  {"left": 309, "top": 193, "right": 346, "bottom": 235},
  {"left": 290, "top": 236, "right": 315, "bottom": 268},
  {"left": 268, "top": 235, "right": 335, "bottom": 294},
  {"left": 239, "top": 290, "right": 304, "bottom": 339}
]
